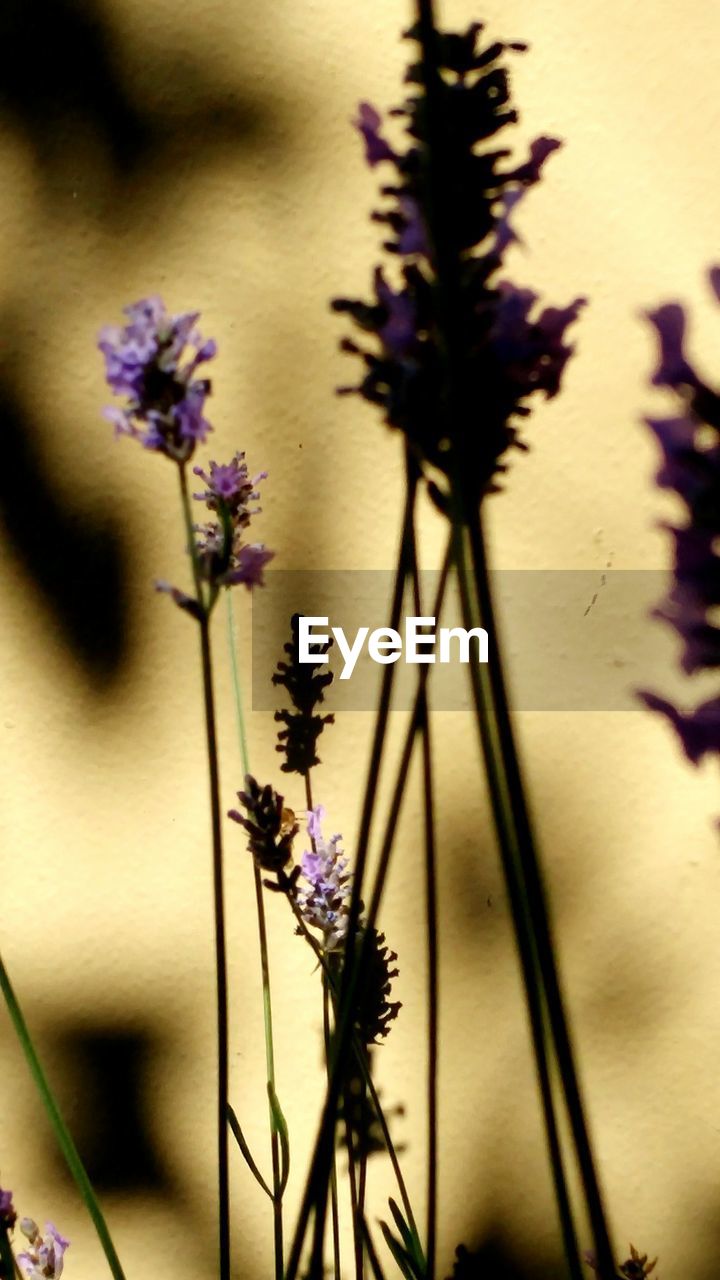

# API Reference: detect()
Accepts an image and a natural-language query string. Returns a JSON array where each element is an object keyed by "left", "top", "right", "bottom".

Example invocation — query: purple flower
[
  {"left": 297, "top": 807, "right": 352, "bottom": 950},
  {"left": 18, "top": 1220, "right": 70, "bottom": 1280},
  {"left": 98, "top": 296, "right": 216, "bottom": 461},
  {"left": 641, "top": 267, "right": 720, "bottom": 766},
  {"left": 192, "top": 455, "right": 274, "bottom": 591},
  {"left": 332, "top": 23, "right": 584, "bottom": 500},
  {"left": 158, "top": 452, "right": 274, "bottom": 613},
  {"left": 193, "top": 452, "right": 267, "bottom": 527}
]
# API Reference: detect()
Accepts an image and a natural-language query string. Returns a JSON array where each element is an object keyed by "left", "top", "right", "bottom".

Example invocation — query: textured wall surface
[{"left": 1, "top": 1, "right": 719, "bottom": 1277}]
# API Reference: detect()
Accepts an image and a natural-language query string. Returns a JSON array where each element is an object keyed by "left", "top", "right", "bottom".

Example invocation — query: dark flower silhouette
[
  {"left": 640, "top": 269, "right": 720, "bottom": 766},
  {"left": 332, "top": 21, "right": 585, "bottom": 503},
  {"left": 272, "top": 613, "right": 334, "bottom": 775}
]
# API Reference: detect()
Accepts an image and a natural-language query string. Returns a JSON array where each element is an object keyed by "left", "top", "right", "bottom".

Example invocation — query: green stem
[
  {"left": 226, "top": 594, "right": 284, "bottom": 1280},
  {"left": 0, "top": 955, "right": 127, "bottom": 1280}
]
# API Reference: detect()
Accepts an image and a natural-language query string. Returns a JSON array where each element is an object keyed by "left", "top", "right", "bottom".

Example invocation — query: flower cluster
[
  {"left": 193, "top": 453, "right": 274, "bottom": 591},
  {"left": 296, "top": 806, "right": 352, "bottom": 950},
  {"left": 332, "top": 22, "right": 585, "bottom": 502},
  {"left": 640, "top": 269, "right": 720, "bottom": 765},
  {"left": 155, "top": 451, "right": 274, "bottom": 614},
  {"left": 98, "top": 296, "right": 216, "bottom": 460},
  {"left": 273, "top": 614, "right": 334, "bottom": 775},
  {"left": 17, "top": 1220, "right": 69, "bottom": 1280}
]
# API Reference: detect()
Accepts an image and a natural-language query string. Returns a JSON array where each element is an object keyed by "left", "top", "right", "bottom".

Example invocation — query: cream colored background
[{"left": 1, "top": 0, "right": 719, "bottom": 1276}]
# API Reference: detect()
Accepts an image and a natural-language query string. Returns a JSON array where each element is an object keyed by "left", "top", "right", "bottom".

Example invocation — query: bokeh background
[{"left": 1, "top": 0, "right": 719, "bottom": 1276}]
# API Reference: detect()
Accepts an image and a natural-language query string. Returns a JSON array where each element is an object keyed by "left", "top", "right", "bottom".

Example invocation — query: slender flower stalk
[
  {"left": 330, "top": 7, "right": 612, "bottom": 1275},
  {"left": 98, "top": 299, "right": 274, "bottom": 1280},
  {"left": 411, "top": 8, "right": 611, "bottom": 1270},
  {"left": 226, "top": 593, "right": 285, "bottom": 1280}
]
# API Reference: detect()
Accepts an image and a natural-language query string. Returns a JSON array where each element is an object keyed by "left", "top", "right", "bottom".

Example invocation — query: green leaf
[
  {"left": 227, "top": 1102, "right": 273, "bottom": 1199},
  {"left": 267, "top": 1081, "right": 290, "bottom": 1198},
  {"left": 388, "top": 1199, "right": 425, "bottom": 1274},
  {"left": 379, "top": 1220, "right": 422, "bottom": 1280}
]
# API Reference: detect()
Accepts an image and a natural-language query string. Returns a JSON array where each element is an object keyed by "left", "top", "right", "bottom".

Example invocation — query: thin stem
[
  {"left": 178, "top": 463, "right": 205, "bottom": 609},
  {"left": 284, "top": 539, "right": 452, "bottom": 1280},
  {"left": 0, "top": 955, "right": 127, "bottom": 1280},
  {"left": 323, "top": 977, "right": 343, "bottom": 1280},
  {"left": 179, "top": 469, "right": 230, "bottom": 1280},
  {"left": 341, "top": 485, "right": 416, "bottom": 988},
  {"left": 453, "top": 522, "right": 583, "bottom": 1280},
  {"left": 467, "top": 513, "right": 614, "bottom": 1279},
  {"left": 199, "top": 613, "right": 231, "bottom": 1280},
  {"left": 407, "top": 476, "right": 438, "bottom": 1280},
  {"left": 226, "top": 594, "right": 284, "bottom": 1280}
]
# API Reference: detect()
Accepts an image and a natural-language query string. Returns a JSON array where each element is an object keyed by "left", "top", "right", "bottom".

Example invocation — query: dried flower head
[
  {"left": 585, "top": 1243, "right": 657, "bottom": 1280},
  {"left": 98, "top": 296, "right": 216, "bottom": 461},
  {"left": 354, "top": 925, "right": 402, "bottom": 1046},
  {"left": 640, "top": 268, "right": 720, "bottom": 766},
  {"left": 273, "top": 615, "right": 334, "bottom": 775},
  {"left": 229, "top": 776, "right": 299, "bottom": 884},
  {"left": 332, "top": 22, "right": 584, "bottom": 503}
]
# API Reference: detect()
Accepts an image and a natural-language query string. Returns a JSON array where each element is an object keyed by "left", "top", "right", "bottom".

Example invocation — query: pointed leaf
[{"left": 227, "top": 1102, "right": 273, "bottom": 1200}]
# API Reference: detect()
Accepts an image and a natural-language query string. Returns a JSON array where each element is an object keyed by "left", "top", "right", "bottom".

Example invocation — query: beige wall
[{"left": 1, "top": 0, "right": 719, "bottom": 1276}]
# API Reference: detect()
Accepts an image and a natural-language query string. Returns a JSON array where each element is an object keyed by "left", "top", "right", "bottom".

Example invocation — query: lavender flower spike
[
  {"left": 193, "top": 454, "right": 274, "bottom": 591},
  {"left": 98, "top": 296, "right": 216, "bottom": 462},
  {"left": 297, "top": 807, "right": 352, "bottom": 951},
  {"left": 333, "top": 23, "right": 585, "bottom": 502}
]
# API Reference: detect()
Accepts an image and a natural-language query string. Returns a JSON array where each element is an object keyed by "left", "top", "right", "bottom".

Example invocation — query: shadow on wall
[{"left": 0, "top": 0, "right": 279, "bottom": 686}]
